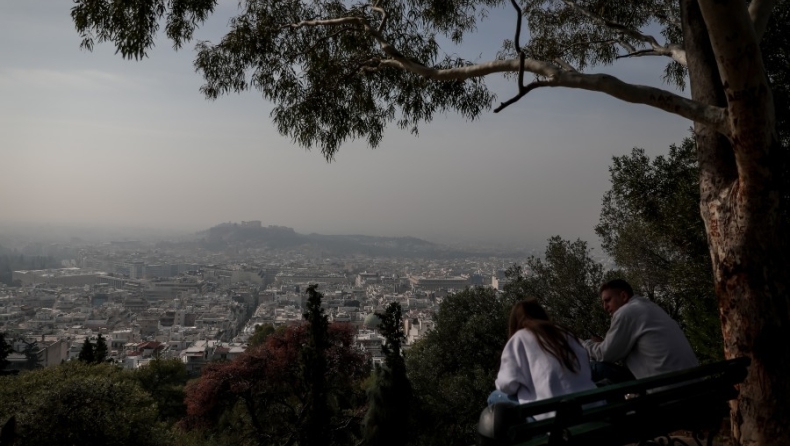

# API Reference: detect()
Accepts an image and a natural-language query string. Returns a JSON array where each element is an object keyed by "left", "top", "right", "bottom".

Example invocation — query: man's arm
[{"left": 583, "top": 310, "right": 638, "bottom": 363}]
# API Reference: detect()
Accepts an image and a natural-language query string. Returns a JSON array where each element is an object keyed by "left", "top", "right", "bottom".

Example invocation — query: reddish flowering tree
[{"left": 182, "top": 323, "right": 369, "bottom": 446}]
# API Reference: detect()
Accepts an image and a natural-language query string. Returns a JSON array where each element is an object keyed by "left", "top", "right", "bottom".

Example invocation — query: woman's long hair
[{"left": 508, "top": 298, "right": 581, "bottom": 373}]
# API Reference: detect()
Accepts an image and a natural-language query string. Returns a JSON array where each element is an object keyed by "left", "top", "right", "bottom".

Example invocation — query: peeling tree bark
[{"left": 682, "top": 1, "right": 790, "bottom": 445}]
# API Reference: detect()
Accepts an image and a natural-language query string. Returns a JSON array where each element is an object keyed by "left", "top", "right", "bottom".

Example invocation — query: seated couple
[{"left": 488, "top": 279, "right": 698, "bottom": 415}]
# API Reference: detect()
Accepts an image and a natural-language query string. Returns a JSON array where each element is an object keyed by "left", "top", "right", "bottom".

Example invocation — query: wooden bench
[{"left": 477, "top": 357, "right": 749, "bottom": 446}]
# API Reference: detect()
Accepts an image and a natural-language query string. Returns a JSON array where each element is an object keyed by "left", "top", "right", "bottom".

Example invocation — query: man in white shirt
[{"left": 583, "top": 279, "right": 699, "bottom": 383}]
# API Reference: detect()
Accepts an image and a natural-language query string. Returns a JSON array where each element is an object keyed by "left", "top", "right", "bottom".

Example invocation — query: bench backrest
[{"left": 478, "top": 357, "right": 749, "bottom": 446}]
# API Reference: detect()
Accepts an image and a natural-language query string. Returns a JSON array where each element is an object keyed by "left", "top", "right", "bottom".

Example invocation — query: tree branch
[
  {"left": 748, "top": 0, "right": 776, "bottom": 42},
  {"left": 286, "top": 16, "right": 405, "bottom": 59},
  {"left": 379, "top": 58, "right": 727, "bottom": 132},
  {"left": 697, "top": 0, "right": 775, "bottom": 182},
  {"left": 284, "top": 14, "right": 728, "bottom": 134},
  {"left": 616, "top": 40, "right": 638, "bottom": 54},
  {"left": 553, "top": 58, "right": 578, "bottom": 72},
  {"left": 370, "top": 0, "right": 388, "bottom": 33},
  {"left": 494, "top": 81, "right": 551, "bottom": 112},
  {"left": 493, "top": 0, "right": 540, "bottom": 113},
  {"left": 561, "top": 0, "right": 687, "bottom": 66},
  {"left": 616, "top": 48, "right": 661, "bottom": 59}
]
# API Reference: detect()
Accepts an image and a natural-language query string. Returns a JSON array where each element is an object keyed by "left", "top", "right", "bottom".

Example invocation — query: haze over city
[
  {"left": 2, "top": 1, "right": 786, "bottom": 445},
  {"left": 1, "top": 1, "right": 689, "bottom": 247}
]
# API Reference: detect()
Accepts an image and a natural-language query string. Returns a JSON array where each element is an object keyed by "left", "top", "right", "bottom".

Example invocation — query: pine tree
[
  {"left": 0, "top": 332, "right": 13, "bottom": 370},
  {"left": 22, "top": 342, "right": 40, "bottom": 369},
  {"left": 363, "top": 302, "right": 412, "bottom": 446},
  {"left": 78, "top": 339, "right": 94, "bottom": 363},
  {"left": 300, "top": 285, "right": 330, "bottom": 446},
  {"left": 94, "top": 334, "right": 108, "bottom": 364}
]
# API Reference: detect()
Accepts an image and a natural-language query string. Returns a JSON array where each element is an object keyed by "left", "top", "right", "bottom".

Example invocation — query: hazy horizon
[
  {"left": 0, "top": 219, "right": 543, "bottom": 252},
  {"left": 1, "top": 2, "right": 691, "bottom": 249}
]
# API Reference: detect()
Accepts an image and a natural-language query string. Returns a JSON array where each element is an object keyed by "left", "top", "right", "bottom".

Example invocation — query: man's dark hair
[{"left": 600, "top": 279, "right": 634, "bottom": 297}]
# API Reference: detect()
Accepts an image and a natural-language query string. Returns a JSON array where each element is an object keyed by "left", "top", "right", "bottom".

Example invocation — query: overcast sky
[{"left": 0, "top": 1, "right": 691, "bottom": 248}]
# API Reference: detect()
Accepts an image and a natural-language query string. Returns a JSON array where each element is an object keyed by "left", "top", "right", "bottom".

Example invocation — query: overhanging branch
[
  {"left": 284, "top": 10, "right": 728, "bottom": 135},
  {"left": 371, "top": 0, "right": 388, "bottom": 33},
  {"left": 374, "top": 59, "right": 727, "bottom": 134},
  {"left": 616, "top": 48, "right": 662, "bottom": 60},
  {"left": 553, "top": 58, "right": 578, "bottom": 72},
  {"left": 494, "top": 0, "right": 539, "bottom": 113},
  {"left": 494, "top": 81, "right": 551, "bottom": 112}
]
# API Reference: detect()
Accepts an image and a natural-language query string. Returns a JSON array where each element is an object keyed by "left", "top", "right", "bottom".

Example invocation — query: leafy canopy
[
  {"left": 77, "top": 338, "right": 95, "bottom": 363},
  {"left": 505, "top": 237, "right": 610, "bottom": 339},
  {"left": 0, "top": 333, "right": 12, "bottom": 370},
  {"left": 133, "top": 357, "right": 190, "bottom": 424},
  {"left": 248, "top": 323, "right": 277, "bottom": 347},
  {"left": 94, "top": 333, "right": 109, "bottom": 363},
  {"left": 405, "top": 286, "right": 518, "bottom": 446},
  {"left": 182, "top": 322, "right": 368, "bottom": 446},
  {"left": 72, "top": 0, "right": 765, "bottom": 157},
  {"left": 596, "top": 138, "right": 722, "bottom": 362},
  {"left": 72, "top": 0, "right": 494, "bottom": 158},
  {"left": 0, "top": 362, "right": 167, "bottom": 446}
]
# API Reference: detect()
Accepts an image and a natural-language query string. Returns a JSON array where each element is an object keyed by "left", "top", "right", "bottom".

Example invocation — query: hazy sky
[{"left": 0, "top": 1, "right": 691, "bottom": 248}]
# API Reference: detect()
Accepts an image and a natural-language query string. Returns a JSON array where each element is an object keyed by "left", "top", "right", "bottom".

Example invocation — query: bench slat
[
  {"left": 478, "top": 357, "right": 749, "bottom": 446},
  {"left": 509, "top": 357, "right": 747, "bottom": 420}
]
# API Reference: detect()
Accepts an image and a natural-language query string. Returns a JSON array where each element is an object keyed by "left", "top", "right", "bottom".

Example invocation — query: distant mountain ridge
[{"left": 195, "top": 222, "right": 514, "bottom": 258}]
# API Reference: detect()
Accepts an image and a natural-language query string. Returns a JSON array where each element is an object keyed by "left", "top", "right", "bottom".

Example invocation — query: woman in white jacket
[{"left": 487, "top": 299, "right": 597, "bottom": 419}]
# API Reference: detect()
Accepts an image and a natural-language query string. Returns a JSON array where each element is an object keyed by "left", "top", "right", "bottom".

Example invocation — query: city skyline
[{"left": 1, "top": 1, "right": 691, "bottom": 247}]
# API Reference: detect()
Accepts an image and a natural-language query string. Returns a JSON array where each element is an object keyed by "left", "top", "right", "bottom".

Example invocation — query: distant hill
[{"left": 195, "top": 222, "right": 517, "bottom": 258}]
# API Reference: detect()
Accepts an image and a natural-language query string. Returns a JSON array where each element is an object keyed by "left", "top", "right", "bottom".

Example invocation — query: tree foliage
[
  {"left": 18, "top": 341, "right": 40, "bottom": 370},
  {"left": 505, "top": 237, "right": 610, "bottom": 339},
  {"left": 248, "top": 323, "right": 276, "bottom": 348},
  {"left": 70, "top": 0, "right": 216, "bottom": 59},
  {"left": 133, "top": 357, "right": 190, "bottom": 424},
  {"left": 759, "top": 2, "right": 790, "bottom": 227},
  {"left": 77, "top": 338, "right": 94, "bottom": 363},
  {"left": 301, "top": 285, "right": 331, "bottom": 446},
  {"left": 406, "top": 286, "right": 518, "bottom": 446},
  {"left": 70, "top": 0, "right": 790, "bottom": 157},
  {"left": 596, "top": 138, "right": 722, "bottom": 362},
  {"left": 182, "top": 322, "right": 369, "bottom": 446},
  {"left": 69, "top": 0, "right": 790, "bottom": 443},
  {"left": 762, "top": 3, "right": 790, "bottom": 148},
  {"left": 0, "top": 362, "right": 167, "bottom": 446},
  {"left": 71, "top": 0, "right": 498, "bottom": 158},
  {"left": 364, "top": 302, "right": 412, "bottom": 446},
  {"left": 0, "top": 333, "right": 12, "bottom": 370},
  {"left": 94, "top": 333, "right": 109, "bottom": 363}
]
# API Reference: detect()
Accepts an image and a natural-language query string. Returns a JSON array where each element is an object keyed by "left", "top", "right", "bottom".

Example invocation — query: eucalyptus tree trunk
[{"left": 682, "top": 1, "right": 790, "bottom": 444}]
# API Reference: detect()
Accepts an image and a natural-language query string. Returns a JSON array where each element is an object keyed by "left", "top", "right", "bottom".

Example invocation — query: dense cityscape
[
  {"left": 2, "top": 0, "right": 787, "bottom": 444},
  {"left": 0, "top": 220, "right": 526, "bottom": 375}
]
